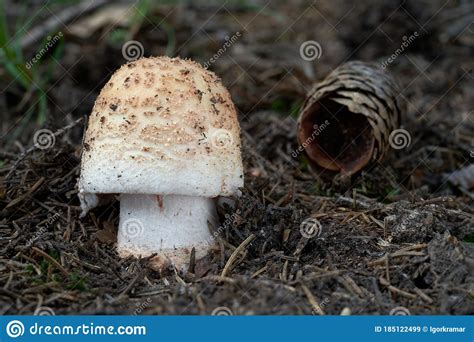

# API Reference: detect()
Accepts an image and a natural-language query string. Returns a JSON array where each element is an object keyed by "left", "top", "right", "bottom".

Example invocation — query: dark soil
[{"left": 1, "top": 0, "right": 473, "bottom": 315}]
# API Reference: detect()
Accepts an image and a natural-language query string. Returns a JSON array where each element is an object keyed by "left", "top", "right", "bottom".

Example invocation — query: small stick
[
  {"left": 301, "top": 284, "right": 325, "bottom": 315},
  {"left": 6, "top": 117, "right": 83, "bottom": 179},
  {"left": 294, "top": 270, "right": 341, "bottom": 284},
  {"left": 197, "top": 275, "right": 236, "bottom": 284},
  {"left": 280, "top": 260, "right": 288, "bottom": 281},
  {"left": 5, "top": 177, "right": 44, "bottom": 209},
  {"left": 379, "top": 277, "right": 417, "bottom": 299},
  {"left": 119, "top": 270, "right": 145, "bottom": 298},
  {"left": 414, "top": 287, "right": 434, "bottom": 304},
  {"left": 251, "top": 265, "right": 268, "bottom": 278},
  {"left": 188, "top": 247, "right": 196, "bottom": 274},
  {"left": 221, "top": 234, "right": 255, "bottom": 277},
  {"left": 31, "top": 247, "right": 68, "bottom": 277},
  {"left": 369, "top": 244, "right": 428, "bottom": 266},
  {"left": 174, "top": 272, "right": 186, "bottom": 286},
  {"left": 340, "top": 274, "right": 365, "bottom": 298}
]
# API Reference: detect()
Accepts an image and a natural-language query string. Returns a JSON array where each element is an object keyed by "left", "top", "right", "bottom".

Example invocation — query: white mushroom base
[{"left": 117, "top": 194, "right": 218, "bottom": 271}]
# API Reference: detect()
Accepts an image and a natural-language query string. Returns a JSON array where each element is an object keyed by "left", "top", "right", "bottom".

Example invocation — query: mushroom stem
[{"left": 117, "top": 194, "right": 217, "bottom": 270}]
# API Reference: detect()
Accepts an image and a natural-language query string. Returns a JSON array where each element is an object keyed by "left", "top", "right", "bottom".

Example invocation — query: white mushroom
[{"left": 78, "top": 56, "right": 243, "bottom": 270}]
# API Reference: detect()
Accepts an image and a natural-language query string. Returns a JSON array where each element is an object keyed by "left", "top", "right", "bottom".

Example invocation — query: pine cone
[{"left": 297, "top": 61, "right": 404, "bottom": 177}]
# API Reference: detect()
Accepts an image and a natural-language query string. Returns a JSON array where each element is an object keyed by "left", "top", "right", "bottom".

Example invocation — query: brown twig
[
  {"left": 31, "top": 247, "right": 68, "bottom": 277},
  {"left": 221, "top": 234, "right": 255, "bottom": 277},
  {"left": 5, "top": 117, "right": 84, "bottom": 179}
]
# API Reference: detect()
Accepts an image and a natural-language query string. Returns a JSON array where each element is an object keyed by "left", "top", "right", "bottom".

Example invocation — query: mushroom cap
[{"left": 78, "top": 56, "right": 243, "bottom": 201}]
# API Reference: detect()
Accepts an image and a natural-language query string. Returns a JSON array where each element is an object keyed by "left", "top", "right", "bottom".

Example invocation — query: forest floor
[{"left": 0, "top": 0, "right": 473, "bottom": 315}]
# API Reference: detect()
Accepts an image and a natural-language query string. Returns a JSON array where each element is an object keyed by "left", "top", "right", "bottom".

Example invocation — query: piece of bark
[{"left": 297, "top": 61, "right": 404, "bottom": 177}]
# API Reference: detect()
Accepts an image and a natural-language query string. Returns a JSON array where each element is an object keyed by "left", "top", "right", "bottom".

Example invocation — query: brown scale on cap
[{"left": 83, "top": 56, "right": 240, "bottom": 161}]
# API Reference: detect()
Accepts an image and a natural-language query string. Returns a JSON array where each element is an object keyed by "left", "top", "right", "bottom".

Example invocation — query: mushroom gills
[{"left": 117, "top": 194, "right": 217, "bottom": 269}]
